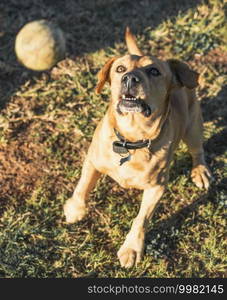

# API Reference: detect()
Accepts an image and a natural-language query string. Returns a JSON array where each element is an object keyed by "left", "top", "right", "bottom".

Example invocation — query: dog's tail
[{"left": 125, "top": 26, "right": 143, "bottom": 56}]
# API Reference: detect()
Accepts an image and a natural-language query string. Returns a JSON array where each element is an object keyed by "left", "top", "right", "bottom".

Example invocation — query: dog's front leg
[
  {"left": 117, "top": 185, "right": 165, "bottom": 268},
  {"left": 64, "top": 157, "right": 101, "bottom": 223}
]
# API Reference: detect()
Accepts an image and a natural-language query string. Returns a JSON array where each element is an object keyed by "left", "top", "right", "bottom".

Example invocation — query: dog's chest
[{"left": 92, "top": 144, "right": 168, "bottom": 190}]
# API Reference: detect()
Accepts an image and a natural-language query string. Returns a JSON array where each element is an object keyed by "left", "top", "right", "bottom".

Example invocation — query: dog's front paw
[
  {"left": 117, "top": 247, "right": 141, "bottom": 268},
  {"left": 117, "top": 239, "right": 144, "bottom": 268},
  {"left": 191, "top": 164, "right": 212, "bottom": 190},
  {"left": 64, "top": 198, "right": 87, "bottom": 223}
]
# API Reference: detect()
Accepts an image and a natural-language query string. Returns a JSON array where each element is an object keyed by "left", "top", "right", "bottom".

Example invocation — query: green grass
[{"left": 0, "top": 0, "right": 226, "bottom": 277}]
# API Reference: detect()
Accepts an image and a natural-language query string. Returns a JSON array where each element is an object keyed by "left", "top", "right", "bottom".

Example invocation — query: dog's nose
[{"left": 121, "top": 72, "right": 140, "bottom": 90}]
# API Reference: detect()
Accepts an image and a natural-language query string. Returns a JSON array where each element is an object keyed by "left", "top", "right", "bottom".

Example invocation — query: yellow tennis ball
[{"left": 15, "top": 20, "right": 66, "bottom": 71}]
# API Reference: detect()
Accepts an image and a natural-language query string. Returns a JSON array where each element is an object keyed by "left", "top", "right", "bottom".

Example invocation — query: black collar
[{"left": 113, "top": 128, "right": 151, "bottom": 155}]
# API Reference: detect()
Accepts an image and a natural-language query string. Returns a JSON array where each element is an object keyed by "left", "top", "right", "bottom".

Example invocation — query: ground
[{"left": 0, "top": 0, "right": 226, "bottom": 277}]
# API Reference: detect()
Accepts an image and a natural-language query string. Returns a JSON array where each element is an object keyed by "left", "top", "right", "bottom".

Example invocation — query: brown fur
[{"left": 64, "top": 28, "right": 211, "bottom": 268}]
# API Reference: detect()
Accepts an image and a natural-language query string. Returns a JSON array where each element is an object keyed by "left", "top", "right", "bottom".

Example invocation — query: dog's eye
[
  {"left": 116, "top": 65, "right": 126, "bottom": 73},
  {"left": 148, "top": 67, "right": 161, "bottom": 76}
]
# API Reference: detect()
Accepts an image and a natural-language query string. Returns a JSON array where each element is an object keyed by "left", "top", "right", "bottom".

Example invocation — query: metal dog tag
[
  {"left": 113, "top": 141, "right": 131, "bottom": 165},
  {"left": 119, "top": 154, "right": 131, "bottom": 166}
]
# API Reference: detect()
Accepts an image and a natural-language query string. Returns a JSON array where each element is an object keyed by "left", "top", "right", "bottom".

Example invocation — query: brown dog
[{"left": 64, "top": 28, "right": 211, "bottom": 268}]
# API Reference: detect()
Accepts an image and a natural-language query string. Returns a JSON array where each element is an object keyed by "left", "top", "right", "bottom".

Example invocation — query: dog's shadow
[{"left": 145, "top": 85, "right": 227, "bottom": 264}]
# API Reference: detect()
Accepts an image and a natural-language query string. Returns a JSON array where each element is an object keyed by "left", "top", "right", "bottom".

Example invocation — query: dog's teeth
[{"left": 122, "top": 95, "right": 137, "bottom": 101}]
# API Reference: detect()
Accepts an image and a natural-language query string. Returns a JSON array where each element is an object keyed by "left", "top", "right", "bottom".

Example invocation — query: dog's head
[{"left": 96, "top": 31, "right": 199, "bottom": 118}]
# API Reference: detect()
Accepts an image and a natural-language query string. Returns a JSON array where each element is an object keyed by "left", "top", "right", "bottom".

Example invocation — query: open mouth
[{"left": 117, "top": 94, "right": 151, "bottom": 117}]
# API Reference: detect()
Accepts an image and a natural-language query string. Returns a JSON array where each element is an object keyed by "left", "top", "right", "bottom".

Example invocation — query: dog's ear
[
  {"left": 168, "top": 59, "right": 199, "bottom": 89},
  {"left": 125, "top": 26, "right": 143, "bottom": 56},
  {"left": 95, "top": 57, "right": 117, "bottom": 94}
]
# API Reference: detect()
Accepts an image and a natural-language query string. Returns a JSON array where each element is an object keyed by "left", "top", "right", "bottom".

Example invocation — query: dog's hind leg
[
  {"left": 183, "top": 103, "right": 211, "bottom": 189},
  {"left": 64, "top": 158, "right": 101, "bottom": 223}
]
